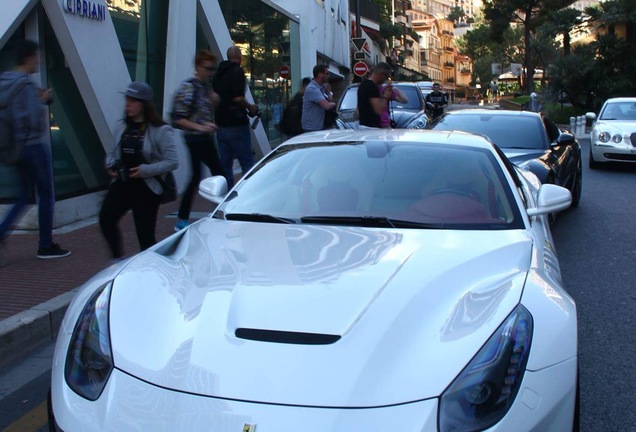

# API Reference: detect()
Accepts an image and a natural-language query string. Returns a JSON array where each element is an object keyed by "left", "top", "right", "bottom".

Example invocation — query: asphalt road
[
  {"left": 551, "top": 137, "right": 636, "bottom": 431},
  {"left": 0, "top": 137, "right": 635, "bottom": 431}
]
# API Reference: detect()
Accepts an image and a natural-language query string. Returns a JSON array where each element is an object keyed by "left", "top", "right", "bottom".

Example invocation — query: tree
[
  {"left": 482, "top": 0, "right": 577, "bottom": 94},
  {"left": 447, "top": 6, "right": 466, "bottom": 25},
  {"left": 538, "top": 8, "right": 586, "bottom": 56},
  {"left": 456, "top": 23, "right": 524, "bottom": 93}
]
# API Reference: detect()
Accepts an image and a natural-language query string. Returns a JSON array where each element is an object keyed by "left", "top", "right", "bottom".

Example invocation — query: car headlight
[
  {"left": 65, "top": 281, "right": 114, "bottom": 401},
  {"left": 439, "top": 305, "right": 533, "bottom": 432},
  {"left": 406, "top": 116, "right": 428, "bottom": 129},
  {"left": 611, "top": 134, "right": 622, "bottom": 143},
  {"left": 598, "top": 132, "right": 611, "bottom": 143}
]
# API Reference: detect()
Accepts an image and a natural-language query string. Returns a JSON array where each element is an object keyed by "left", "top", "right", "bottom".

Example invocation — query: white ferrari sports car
[
  {"left": 49, "top": 130, "right": 578, "bottom": 432},
  {"left": 587, "top": 97, "right": 636, "bottom": 169}
]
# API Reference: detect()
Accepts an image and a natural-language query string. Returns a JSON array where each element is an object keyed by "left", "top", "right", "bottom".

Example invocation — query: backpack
[
  {"left": 279, "top": 94, "right": 303, "bottom": 136},
  {"left": 170, "top": 78, "right": 203, "bottom": 129},
  {"left": 0, "top": 78, "right": 30, "bottom": 164}
]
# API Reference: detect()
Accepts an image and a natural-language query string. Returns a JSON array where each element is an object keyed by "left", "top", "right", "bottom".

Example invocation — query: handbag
[{"left": 156, "top": 171, "right": 177, "bottom": 204}]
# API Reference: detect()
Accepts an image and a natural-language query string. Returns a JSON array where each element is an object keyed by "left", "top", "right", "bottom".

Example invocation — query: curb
[{"left": 0, "top": 289, "right": 77, "bottom": 370}]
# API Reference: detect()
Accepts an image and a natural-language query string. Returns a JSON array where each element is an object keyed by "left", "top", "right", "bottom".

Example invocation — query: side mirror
[
  {"left": 527, "top": 184, "right": 572, "bottom": 217},
  {"left": 198, "top": 175, "right": 228, "bottom": 204},
  {"left": 585, "top": 112, "right": 596, "bottom": 121},
  {"left": 556, "top": 132, "right": 575, "bottom": 146}
]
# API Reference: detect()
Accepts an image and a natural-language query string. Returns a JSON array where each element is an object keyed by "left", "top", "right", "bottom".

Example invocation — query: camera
[
  {"left": 250, "top": 108, "right": 262, "bottom": 129},
  {"left": 109, "top": 160, "right": 128, "bottom": 182}
]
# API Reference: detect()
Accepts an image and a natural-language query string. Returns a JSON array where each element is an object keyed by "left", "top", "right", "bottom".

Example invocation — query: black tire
[{"left": 588, "top": 148, "right": 600, "bottom": 170}]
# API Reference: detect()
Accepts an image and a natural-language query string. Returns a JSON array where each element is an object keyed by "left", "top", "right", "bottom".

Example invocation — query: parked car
[
  {"left": 426, "top": 109, "right": 583, "bottom": 207},
  {"left": 335, "top": 82, "right": 429, "bottom": 129},
  {"left": 586, "top": 97, "right": 636, "bottom": 169},
  {"left": 49, "top": 129, "right": 578, "bottom": 432},
  {"left": 417, "top": 80, "right": 434, "bottom": 98}
]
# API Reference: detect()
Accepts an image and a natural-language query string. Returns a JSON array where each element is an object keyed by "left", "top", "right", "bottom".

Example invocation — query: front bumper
[
  {"left": 591, "top": 137, "right": 636, "bottom": 163},
  {"left": 50, "top": 358, "right": 577, "bottom": 432}
]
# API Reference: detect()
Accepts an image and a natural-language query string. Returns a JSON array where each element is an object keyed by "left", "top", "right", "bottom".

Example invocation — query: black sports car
[
  {"left": 335, "top": 82, "right": 429, "bottom": 130},
  {"left": 427, "top": 109, "right": 582, "bottom": 207}
]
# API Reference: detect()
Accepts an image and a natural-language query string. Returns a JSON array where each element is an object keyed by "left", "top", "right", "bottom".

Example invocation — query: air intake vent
[{"left": 235, "top": 328, "right": 341, "bottom": 345}]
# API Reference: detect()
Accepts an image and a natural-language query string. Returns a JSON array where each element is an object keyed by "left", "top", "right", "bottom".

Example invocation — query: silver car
[{"left": 586, "top": 97, "right": 636, "bottom": 169}]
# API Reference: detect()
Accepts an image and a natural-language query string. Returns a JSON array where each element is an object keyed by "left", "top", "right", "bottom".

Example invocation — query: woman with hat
[{"left": 99, "top": 81, "right": 179, "bottom": 259}]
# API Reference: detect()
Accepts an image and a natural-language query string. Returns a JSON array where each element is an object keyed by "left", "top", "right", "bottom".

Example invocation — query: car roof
[{"left": 281, "top": 129, "right": 496, "bottom": 151}]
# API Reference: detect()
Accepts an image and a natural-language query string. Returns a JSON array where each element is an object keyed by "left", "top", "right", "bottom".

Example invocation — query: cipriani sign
[{"left": 62, "top": 0, "right": 107, "bottom": 21}]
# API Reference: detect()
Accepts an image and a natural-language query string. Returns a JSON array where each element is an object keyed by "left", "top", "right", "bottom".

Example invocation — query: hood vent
[{"left": 235, "top": 328, "right": 341, "bottom": 345}]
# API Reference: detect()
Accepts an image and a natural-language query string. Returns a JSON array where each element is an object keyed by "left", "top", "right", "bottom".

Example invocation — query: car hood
[
  {"left": 594, "top": 119, "right": 636, "bottom": 133},
  {"left": 110, "top": 219, "right": 532, "bottom": 407}
]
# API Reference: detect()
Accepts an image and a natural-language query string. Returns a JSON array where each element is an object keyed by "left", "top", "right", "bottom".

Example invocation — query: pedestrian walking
[
  {"left": 0, "top": 39, "right": 70, "bottom": 267},
  {"left": 357, "top": 62, "right": 393, "bottom": 129},
  {"left": 301, "top": 64, "right": 337, "bottom": 132},
  {"left": 212, "top": 46, "right": 258, "bottom": 190},
  {"left": 99, "top": 81, "right": 178, "bottom": 260},
  {"left": 530, "top": 92, "right": 542, "bottom": 112},
  {"left": 172, "top": 49, "right": 224, "bottom": 232}
]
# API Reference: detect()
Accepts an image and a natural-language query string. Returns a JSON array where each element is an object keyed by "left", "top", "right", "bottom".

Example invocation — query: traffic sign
[
  {"left": 354, "top": 61, "right": 368, "bottom": 77},
  {"left": 279, "top": 64, "right": 290, "bottom": 79},
  {"left": 352, "top": 37, "right": 367, "bottom": 52}
]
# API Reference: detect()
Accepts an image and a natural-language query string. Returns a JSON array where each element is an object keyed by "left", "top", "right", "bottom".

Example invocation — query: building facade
[{"left": 0, "top": 0, "right": 349, "bottom": 228}]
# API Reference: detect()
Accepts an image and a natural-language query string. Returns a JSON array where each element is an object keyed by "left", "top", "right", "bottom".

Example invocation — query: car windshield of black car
[{"left": 431, "top": 114, "right": 548, "bottom": 150}]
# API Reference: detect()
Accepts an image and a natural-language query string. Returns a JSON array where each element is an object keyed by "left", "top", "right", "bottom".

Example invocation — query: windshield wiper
[
  {"left": 224, "top": 213, "right": 297, "bottom": 224},
  {"left": 300, "top": 215, "right": 444, "bottom": 229}
]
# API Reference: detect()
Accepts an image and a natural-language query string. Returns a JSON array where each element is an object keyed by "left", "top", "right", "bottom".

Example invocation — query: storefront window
[
  {"left": 218, "top": 0, "right": 300, "bottom": 145},
  {"left": 44, "top": 16, "right": 110, "bottom": 198},
  {"left": 107, "top": 0, "right": 169, "bottom": 113}
]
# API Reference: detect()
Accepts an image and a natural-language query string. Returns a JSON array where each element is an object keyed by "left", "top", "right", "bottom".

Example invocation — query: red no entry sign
[
  {"left": 279, "top": 65, "right": 290, "bottom": 79},
  {"left": 354, "top": 61, "right": 368, "bottom": 77}
]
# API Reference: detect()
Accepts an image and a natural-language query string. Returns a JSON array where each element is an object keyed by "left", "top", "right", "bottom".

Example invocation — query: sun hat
[{"left": 121, "top": 81, "right": 153, "bottom": 101}]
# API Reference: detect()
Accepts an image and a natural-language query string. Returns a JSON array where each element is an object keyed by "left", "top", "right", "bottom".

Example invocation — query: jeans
[
  {"left": 0, "top": 143, "right": 55, "bottom": 248},
  {"left": 99, "top": 179, "right": 161, "bottom": 259},
  {"left": 177, "top": 134, "right": 224, "bottom": 221},
  {"left": 216, "top": 125, "right": 254, "bottom": 189}
]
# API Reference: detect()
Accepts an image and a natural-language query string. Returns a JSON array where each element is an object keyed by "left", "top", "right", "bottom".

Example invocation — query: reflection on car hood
[
  {"left": 109, "top": 219, "right": 532, "bottom": 407},
  {"left": 594, "top": 120, "right": 636, "bottom": 133},
  {"left": 501, "top": 148, "right": 549, "bottom": 166}
]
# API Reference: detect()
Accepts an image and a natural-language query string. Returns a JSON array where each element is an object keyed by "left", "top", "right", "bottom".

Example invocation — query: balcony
[
  {"left": 445, "top": 77, "right": 455, "bottom": 83},
  {"left": 445, "top": 46, "right": 454, "bottom": 52},
  {"left": 460, "top": 68, "right": 471, "bottom": 75},
  {"left": 444, "top": 61, "right": 454, "bottom": 68}
]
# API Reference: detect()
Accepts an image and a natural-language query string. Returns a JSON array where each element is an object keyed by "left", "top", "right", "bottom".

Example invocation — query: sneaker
[
  {"left": 174, "top": 219, "right": 190, "bottom": 232},
  {"left": 37, "top": 243, "right": 71, "bottom": 259}
]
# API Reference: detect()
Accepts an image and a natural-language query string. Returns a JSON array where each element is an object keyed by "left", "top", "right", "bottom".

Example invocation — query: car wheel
[
  {"left": 588, "top": 147, "right": 600, "bottom": 170},
  {"left": 570, "top": 160, "right": 582, "bottom": 207}
]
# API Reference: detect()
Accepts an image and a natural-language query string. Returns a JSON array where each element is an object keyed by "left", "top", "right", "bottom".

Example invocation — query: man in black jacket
[
  {"left": 425, "top": 83, "right": 448, "bottom": 120},
  {"left": 212, "top": 46, "right": 258, "bottom": 189}
]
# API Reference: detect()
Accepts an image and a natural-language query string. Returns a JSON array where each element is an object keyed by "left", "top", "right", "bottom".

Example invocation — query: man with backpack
[
  {"left": 171, "top": 49, "right": 224, "bottom": 232},
  {"left": 0, "top": 39, "right": 70, "bottom": 267}
]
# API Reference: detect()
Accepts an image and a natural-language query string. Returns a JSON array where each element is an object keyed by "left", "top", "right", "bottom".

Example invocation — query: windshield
[
  {"left": 339, "top": 85, "right": 423, "bottom": 111},
  {"left": 217, "top": 141, "right": 523, "bottom": 230},
  {"left": 600, "top": 102, "right": 636, "bottom": 120},
  {"left": 430, "top": 113, "right": 548, "bottom": 150}
]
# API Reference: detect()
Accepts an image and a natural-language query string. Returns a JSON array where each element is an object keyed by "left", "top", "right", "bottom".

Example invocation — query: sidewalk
[{"left": 0, "top": 197, "right": 213, "bottom": 369}]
